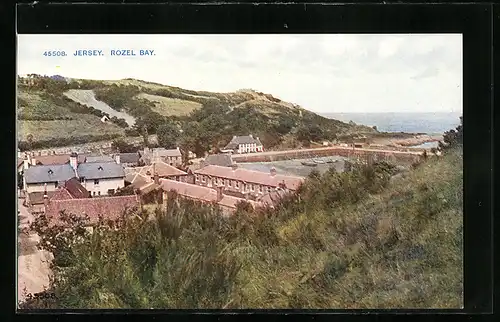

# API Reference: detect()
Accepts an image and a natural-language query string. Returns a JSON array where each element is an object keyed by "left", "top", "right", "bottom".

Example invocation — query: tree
[
  {"left": 157, "top": 121, "right": 180, "bottom": 149},
  {"left": 438, "top": 116, "right": 463, "bottom": 152},
  {"left": 111, "top": 139, "right": 137, "bottom": 153}
]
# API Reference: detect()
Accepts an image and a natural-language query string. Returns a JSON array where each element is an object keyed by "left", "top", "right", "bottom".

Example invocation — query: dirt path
[{"left": 17, "top": 198, "right": 53, "bottom": 306}]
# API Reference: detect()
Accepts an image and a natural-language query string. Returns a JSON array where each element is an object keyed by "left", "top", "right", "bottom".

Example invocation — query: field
[
  {"left": 135, "top": 93, "right": 202, "bottom": 117},
  {"left": 18, "top": 115, "right": 125, "bottom": 141}
]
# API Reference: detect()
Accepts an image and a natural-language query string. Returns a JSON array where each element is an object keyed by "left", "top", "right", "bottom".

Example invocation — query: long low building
[
  {"left": 23, "top": 152, "right": 125, "bottom": 196},
  {"left": 193, "top": 165, "right": 304, "bottom": 197},
  {"left": 160, "top": 179, "right": 262, "bottom": 215}
]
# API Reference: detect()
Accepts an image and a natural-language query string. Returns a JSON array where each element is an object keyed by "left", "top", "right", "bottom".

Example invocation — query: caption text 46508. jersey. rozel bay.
[{"left": 42, "top": 49, "right": 155, "bottom": 57}]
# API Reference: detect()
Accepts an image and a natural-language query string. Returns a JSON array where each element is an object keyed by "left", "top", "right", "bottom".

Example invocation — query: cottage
[
  {"left": 117, "top": 152, "right": 141, "bottom": 167},
  {"left": 193, "top": 165, "right": 304, "bottom": 198},
  {"left": 140, "top": 147, "right": 182, "bottom": 166},
  {"left": 100, "top": 115, "right": 109, "bottom": 123},
  {"left": 223, "top": 135, "right": 263, "bottom": 154},
  {"left": 23, "top": 152, "right": 125, "bottom": 196},
  {"left": 26, "top": 178, "right": 90, "bottom": 213}
]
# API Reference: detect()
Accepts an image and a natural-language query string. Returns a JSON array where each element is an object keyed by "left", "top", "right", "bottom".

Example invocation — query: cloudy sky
[{"left": 17, "top": 34, "right": 462, "bottom": 113}]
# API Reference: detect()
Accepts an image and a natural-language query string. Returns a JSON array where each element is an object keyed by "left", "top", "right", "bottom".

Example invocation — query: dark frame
[{"left": 6, "top": 2, "right": 494, "bottom": 320}]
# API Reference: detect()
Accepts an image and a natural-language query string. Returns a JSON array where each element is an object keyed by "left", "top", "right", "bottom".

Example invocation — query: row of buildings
[{"left": 19, "top": 143, "right": 302, "bottom": 226}]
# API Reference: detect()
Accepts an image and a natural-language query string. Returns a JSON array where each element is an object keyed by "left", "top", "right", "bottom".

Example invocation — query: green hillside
[
  {"left": 24, "top": 144, "right": 463, "bottom": 309},
  {"left": 17, "top": 75, "right": 376, "bottom": 152}
]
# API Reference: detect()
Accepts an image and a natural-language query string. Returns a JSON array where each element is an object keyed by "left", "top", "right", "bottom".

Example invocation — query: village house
[
  {"left": 160, "top": 179, "right": 262, "bottom": 215},
  {"left": 223, "top": 135, "right": 263, "bottom": 154},
  {"left": 140, "top": 147, "right": 182, "bottom": 166},
  {"left": 27, "top": 178, "right": 90, "bottom": 214},
  {"left": 193, "top": 165, "right": 304, "bottom": 199},
  {"left": 23, "top": 152, "right": 125, "bottom": 197},
  {"left": 116, "top": 152, "right": 141, "bottom": 167}
]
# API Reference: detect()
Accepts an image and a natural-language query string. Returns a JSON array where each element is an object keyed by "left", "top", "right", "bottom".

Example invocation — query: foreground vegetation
[{"left": 24, "top": 142, "right": 462, "bottom": 308}]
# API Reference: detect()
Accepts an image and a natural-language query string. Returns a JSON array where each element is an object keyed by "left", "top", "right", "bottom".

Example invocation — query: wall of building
[
  {"left": 82, "top": 177, "right": 125, "bottom": 196},
  {"left": 237, "top": 143, "right": 263, "bottom": 154},
  {"left": 25, "top": 182, "right": 58, "bottom": 194},
  {"left": 194, "top": 174, "right": 274, "bottom": 197}
]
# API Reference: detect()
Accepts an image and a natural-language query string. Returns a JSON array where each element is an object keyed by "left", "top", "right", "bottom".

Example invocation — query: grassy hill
[
  {"left": 24, "top": 147, "right": 463, "bottom": 309},
  {"left": 17, "top": 76, "right": 376, "bottom": 151}
]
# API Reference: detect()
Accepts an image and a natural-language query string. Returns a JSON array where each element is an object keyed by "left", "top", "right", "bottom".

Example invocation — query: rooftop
[
  {"left": 194, "top": 165, "right": 304, "bottom": 190},
  {"left": 24, "top": 162, "right": 125, "bottom": 184},
  {"left": 160, "top": 179, "right": 262, "bottom": 210},
  {"left": 203, "top": 154, "right": 235, "bottom": 168},
  {"left": 45, "top": 195, "right": 140, "bottom": 226}
]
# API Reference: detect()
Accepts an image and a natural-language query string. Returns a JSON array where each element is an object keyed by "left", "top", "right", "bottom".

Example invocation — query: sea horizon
[{"left": 320, "top": 111, "right": 462, "bottom": 134}]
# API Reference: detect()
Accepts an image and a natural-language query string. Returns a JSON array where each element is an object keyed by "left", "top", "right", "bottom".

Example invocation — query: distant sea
[{"left": 322, "top": 112, "right": 462, "bottom": 135}]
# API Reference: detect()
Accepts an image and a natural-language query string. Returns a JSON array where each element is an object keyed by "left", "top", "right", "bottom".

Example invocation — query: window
[
  {"left": 93, "top": 191, "right": 96, "bottom": 196},
  {"left": 202, "top": 176, "right": 206, "bottom": 183},
  {"left": 94, "top": 179, "right": 99, "bottom": 185},
  {"left": 80, "top": 177, "right": 84, "bottom": 183},
  {"left": 195, "top": 174, "right": 199, "bottom": 181},
  {"left": 250, "top": 184, "right": 254, "bottom": 192},
  {"left": 235, "top": 181, "right": 239, "bottom": 188},
  {"left": 267, "top": 187, "right": 271, "bottom": 193},
  {"left": 259, "top": 185, "right": 263, "bottom": 193},
  {"left": 54, "top": 182, "right": 57, "bottom": 188},
  {"left": 98, "top": 191, "right": 101, "bottom": 196},
  {"left": 228, "top": 180, "right": 232, "bottom": 187}
]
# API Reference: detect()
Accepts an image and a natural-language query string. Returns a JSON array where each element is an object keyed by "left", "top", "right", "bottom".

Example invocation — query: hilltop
[{"left": 17, "top": 75, "right": 376, "bottom": 152}]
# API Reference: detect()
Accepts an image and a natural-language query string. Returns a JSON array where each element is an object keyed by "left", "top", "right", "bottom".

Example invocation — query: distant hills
[{"left": 17, "top": 75, "right": 377, "bottom": 151}]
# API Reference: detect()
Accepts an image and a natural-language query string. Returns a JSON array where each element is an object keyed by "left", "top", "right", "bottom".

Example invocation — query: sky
[{"left": 17, "top": 34, "right": 462, "bottom": 114}]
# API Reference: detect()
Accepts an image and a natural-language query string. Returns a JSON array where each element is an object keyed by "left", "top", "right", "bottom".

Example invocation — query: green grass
[
  {"left": 25, "top": 149, "right": 463, "bottom": 309},
  {"left": 18, "top": 91, "right": 72, "bottom": 120},
  {"left": 135, "top": 93, "right": 202, "bottom": 117},
  {"left": 19, "top": 115, "right": 125, "bottom": 141}
]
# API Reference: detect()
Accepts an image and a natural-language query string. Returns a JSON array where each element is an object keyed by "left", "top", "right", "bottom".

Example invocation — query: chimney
[
  {"left": 69, "top": 152, "right": 78, "bottom": 171},
  {"left": 216, "top": 186, "right": 223, "bottom": 202},
  {"left": 270, "top": 167, "right": 277, "bottom": 176},
  {"left": 43, "top": 183, "right": 49, "bottom": 209},
  {"left": 115, "top": 153, "right": 120, "bottom": 164},
  {"left": 23, "top": 158, "right": 30, "bottom": 170},
  {"left": 249, "top": 134, "right": 253, "bottom": 138}
]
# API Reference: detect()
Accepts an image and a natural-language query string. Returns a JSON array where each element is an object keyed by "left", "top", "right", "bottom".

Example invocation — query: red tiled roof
[
  {"left": 257, "top": 190, "right": 289, "bottom": 207},
  {"left": 194, "top": 165, "right": 304, "bottom": 190},
  {"left": 50, "top": 188, "right": 74, "bottom": 201},
  {"left": 65, "top": 177, "right": 90, "bottom": 198},
  {"left": 218, "top": 195, "right": 262, "bottom": 209},
  {"left": 45, "top": 195, "right": 140, "bottom": 226},
  {"left": 139, "top": 182, "right": 161, "bottom": 195},
  {"left": 137, "top": 161, "right": 187, "bottom": 177},
  {"left": 26, "top": 154, "right": 87, "bottom": 166},
  {"left": 125, "top": 172, "right": 152, "bottom": 189},
  {"left": 159, "top": 179, "right": 262, "bottom": 210},
  {"left": 160, "top": 179, "right": 218, "bottom": 203}
]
